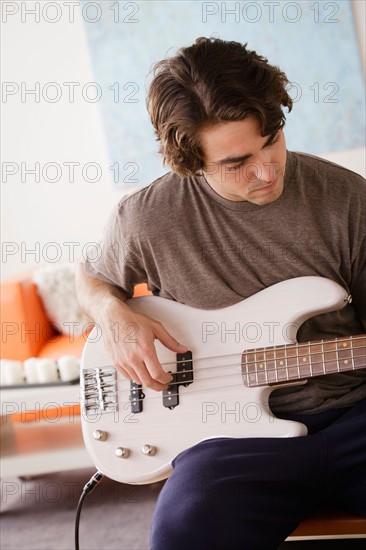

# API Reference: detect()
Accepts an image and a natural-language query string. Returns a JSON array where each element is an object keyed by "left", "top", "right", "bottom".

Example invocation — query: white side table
[{"left": 0, "top": 384, "right": 94, "bottom": 478}]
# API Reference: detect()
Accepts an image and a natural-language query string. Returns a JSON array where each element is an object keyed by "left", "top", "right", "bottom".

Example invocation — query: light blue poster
[{"left": 82, "top": 0, "right": 365, "bottom": 188}]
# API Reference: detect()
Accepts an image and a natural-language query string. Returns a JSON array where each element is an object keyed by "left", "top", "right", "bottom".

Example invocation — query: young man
[{"left": 76, "top": 37, "right": 366, "bottom": 548}]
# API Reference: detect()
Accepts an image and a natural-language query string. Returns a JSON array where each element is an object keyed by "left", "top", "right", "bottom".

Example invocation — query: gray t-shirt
[{"left": 85, "top": 150, "right": 366, "bottom": 415}]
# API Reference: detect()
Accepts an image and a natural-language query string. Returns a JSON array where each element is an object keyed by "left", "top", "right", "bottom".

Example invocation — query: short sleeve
[{"left": 83, "top": 199, "right": 147, "bottom": 298}]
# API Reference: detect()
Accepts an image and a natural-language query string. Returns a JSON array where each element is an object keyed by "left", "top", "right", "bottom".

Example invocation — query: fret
[
  {"left": 254, "top": 348, "right": 259, "bottom": 386},
  {"left": 351, "top": 336, "right": 366, "bottom": 369},
  {"left": 350, "top": 336, "right": 355, "bottom": 371},
  {"left": 262, "top": 347, "right": 276, "bottom": 384},
  {"left": 272, "top": 347, "right": 285, "bottom": 382},
  {"left": 284, "top": 348, "right": 289, "bottom": 381},
  {"left": 308, "top": 342, "right": 323, "bottom": 378},
  {"left": 336, "top": 338, "right": 354, "bottom": 372},
  {"left": 253, "top": 350, "right": 258, "bottom": 385},
  {"left": 264, "top": 348, "right": 271, "bottom": 383},
  {"left": 285, "top": 347, "right": 289, "bottom": 383},
  {"left": 275, "top": 346, "right": 289, "bottom": 381},
  {"left": 298, "top": 343, "right": 312, "bottom": 379},
  {"left": 256, "top": 348, "right": 267, "bottom": 386},
  {"left": 335, "top": 338, "right": 340, "bottom": 373},
  {"left": 274, "top": 346, "right": 278, "bottom": 380},
  {"left": 241, "top": 352, "right": 246, "bottom": 386},
  {"left": 288, "top": 345, "right": 299, "bottom": 381},
  {"left": 246, "top": 350, "right": 257, "bottom": 386},
  {"left": 269, "top": 348, "right": 286, "bottom": 382},
  {"left": 322, "top": 341, "right": 338, "bottom": 374},
  {"left": 264, "top": 356, "right": 269, "bottom": 384},
  {"left": 309, "top": 343, "right": 314, "bottom": 378},
  {"left": 274, "top": 350, "right": 278, "bottom": 383}
]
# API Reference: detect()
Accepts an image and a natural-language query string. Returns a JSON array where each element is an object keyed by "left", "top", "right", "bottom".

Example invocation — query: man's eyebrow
[{"left": 215, "top": 134, "right": 275, "bottom": 165}]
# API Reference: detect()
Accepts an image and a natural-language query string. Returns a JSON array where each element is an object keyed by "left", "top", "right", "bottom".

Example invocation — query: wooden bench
[{"left": 287, "top": 510, "right": 366, "bottom": 541}]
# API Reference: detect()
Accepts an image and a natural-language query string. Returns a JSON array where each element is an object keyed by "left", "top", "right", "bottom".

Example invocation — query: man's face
[{"left": 199, "top": 116, "right": 287, "bottom": 205}]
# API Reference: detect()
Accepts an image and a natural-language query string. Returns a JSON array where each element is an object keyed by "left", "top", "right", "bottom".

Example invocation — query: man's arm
[{"left": 75, "top": 261, "right": 187, "bottom": 391}]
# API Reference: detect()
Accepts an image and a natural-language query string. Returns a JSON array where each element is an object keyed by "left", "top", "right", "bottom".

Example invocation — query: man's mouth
[{"left": 251, "top": 175, "right": 279, "bottom": 193}]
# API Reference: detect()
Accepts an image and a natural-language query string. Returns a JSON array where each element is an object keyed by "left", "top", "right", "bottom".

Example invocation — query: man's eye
[
  {"left": 226, "top": 161, "right": 245, "bottom": 172},
  {"left": 267, "top": 133, "right": 281, "bottom": 147}
]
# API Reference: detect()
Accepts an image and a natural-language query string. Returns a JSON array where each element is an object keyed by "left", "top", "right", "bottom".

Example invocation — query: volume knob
[
  {"left": 92, "top": 429, "right": 107, "bottom": 441},
  {"left": 115, "top": 447, "right": 130, "bottom": 458},
  {"left": 141, "top": 444, "right": 157, "bottom": 456}
]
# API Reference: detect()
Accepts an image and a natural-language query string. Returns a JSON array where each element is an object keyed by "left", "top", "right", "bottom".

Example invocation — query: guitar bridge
[
  {"left": 81, "top": 367, "right": 118, "bottom": 416},
  {"left": 162, "top": 351, "right": 193, "bottom": 410}
]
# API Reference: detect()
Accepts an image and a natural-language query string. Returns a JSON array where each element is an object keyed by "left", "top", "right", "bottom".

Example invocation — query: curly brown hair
[{"left": 147, "top": 37, "right": 293, "bottom": 176}]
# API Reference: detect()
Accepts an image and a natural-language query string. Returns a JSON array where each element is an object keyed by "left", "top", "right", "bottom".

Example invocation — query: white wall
[
  {"left": 2, "top": 4, "right": 119, "bottom": 279},
  {"left": 321, "top": 0, "right": 365, "bottom": 174},
  {"left": 1, "top": 0, "right": 365, "bottom": 280}
]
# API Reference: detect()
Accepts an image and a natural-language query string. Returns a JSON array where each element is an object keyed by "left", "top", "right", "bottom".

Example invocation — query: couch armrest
[{"left": 1, "top": 278, "right": 58, "bottom": 360}]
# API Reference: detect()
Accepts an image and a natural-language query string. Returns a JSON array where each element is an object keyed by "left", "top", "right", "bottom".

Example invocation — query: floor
[{"left": 1, "top": 468, "right": 364, "bottom": 549}]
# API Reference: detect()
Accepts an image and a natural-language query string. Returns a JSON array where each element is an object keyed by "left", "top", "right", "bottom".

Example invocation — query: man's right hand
[
  {"left": 97, "top": 297, "right": 188, "bottom": 391},
  {"left": 75, "top": 263, "right": 187, "bottom": 391}
]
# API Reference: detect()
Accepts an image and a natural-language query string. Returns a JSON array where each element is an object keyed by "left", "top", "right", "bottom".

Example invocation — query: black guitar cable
[{"left": 75, "top": 470, "right": 104, "bottom": 550}]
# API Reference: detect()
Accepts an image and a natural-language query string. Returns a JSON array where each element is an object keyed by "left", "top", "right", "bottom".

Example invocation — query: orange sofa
[{"left": 1, "top": 275, "right": 150, "bottom": 362}]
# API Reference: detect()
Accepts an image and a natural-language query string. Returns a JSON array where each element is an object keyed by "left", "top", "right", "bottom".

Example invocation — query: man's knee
[{"left": 151, "top": 481, "right": 206, "bottom": 550}]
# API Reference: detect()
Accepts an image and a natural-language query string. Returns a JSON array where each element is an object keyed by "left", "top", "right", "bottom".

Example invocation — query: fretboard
[{"left": 241, "top": 334, "right": 366, "bottom": 387}]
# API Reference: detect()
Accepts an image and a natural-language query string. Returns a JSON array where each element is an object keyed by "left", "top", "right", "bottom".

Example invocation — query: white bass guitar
[{"left": 80, "top": 277, "right": 365, "bottom": 484}]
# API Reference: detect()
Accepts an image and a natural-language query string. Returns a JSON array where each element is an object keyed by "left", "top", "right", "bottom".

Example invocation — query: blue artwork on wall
[{"left": 81, "top": 0, "right": 365, "bottom": 189}]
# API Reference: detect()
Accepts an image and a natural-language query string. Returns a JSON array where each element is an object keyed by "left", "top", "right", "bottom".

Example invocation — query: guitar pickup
[
  {"left": 162, "top": 373, "right": 179, "bottom": 409},
  {"left": 162, "top": 352, "right": 193, "bottom": 410},
  {"left": 175, "top": 351, "right": 193, "bottom": 386},
  {"left": 129, "top": 381, "right": 145, "bottom": 413}
]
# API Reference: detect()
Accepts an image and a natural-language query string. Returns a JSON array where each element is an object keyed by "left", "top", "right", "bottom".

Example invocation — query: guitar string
[
  {"left": 84, "top": 334, "right": 365, "bottom": 373},
  {"left": 82, "top": 368, "right": 245, "bottom": 408},
  {"left": 161, "top": 334, "right": 366, "bottom": 365},
  {"left": 84, "top": 340, "right": 365, "bottom": 382},
  {"left": 166, "top": 341, "right": 366, "bottom": 370},
  {"left": 109, "top": 335, "right": 366, "bottom": 370},
  {"left": 82, "top": 336, "right": 366, "bottom": 408},
  {"left": 83, "top": 355, "right": 365, "bottom": 406},
  {"left": 82, "top": 355, "right": 365, "bottom": 407},
  {"left": 83, "top": 379, "right": 252, "bottom": 410},
  {"left": 82, "top": 360, "right": 365, "bottom": 408}
]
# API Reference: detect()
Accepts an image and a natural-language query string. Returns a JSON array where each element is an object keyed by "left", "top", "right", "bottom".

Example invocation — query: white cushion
[{"left": 32, "top": 263, "right": 90, "bottom": 336}]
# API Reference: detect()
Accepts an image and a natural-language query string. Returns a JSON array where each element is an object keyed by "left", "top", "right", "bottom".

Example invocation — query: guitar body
[{"left": 80, "top": 276, "right": 349, "bottom": 484}]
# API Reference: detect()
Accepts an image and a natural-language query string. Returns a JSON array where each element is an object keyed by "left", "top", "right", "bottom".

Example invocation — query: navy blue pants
[{"left": 150, "top": 398, "right": 366, "bottom": 549}]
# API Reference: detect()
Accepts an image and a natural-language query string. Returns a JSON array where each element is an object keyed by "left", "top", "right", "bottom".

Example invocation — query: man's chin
[{"left": 248, "top": 177, "right": 284, "bottom": 205}]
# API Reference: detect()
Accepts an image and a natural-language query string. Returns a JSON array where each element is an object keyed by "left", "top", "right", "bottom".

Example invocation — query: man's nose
[{"left": 246, "top": 159, "right": 279, "bottom": 182}]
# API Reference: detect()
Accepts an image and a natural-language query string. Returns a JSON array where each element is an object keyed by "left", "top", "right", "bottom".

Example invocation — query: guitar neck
[{"left": 242, "top": 334, "right": 366, "bottom": 387}]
